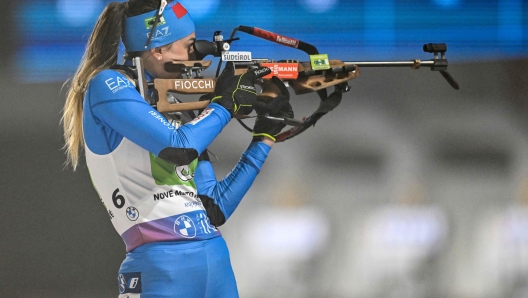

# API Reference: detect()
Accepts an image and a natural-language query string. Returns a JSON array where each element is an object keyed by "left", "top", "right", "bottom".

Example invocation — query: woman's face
[{"left": 143, "top": 32, "right": 196, "bottom": 78}]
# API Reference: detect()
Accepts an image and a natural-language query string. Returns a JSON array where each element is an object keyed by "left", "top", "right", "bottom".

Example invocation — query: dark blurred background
[{"left": 1, "top": 0, "right": 528, "bottom": 297}]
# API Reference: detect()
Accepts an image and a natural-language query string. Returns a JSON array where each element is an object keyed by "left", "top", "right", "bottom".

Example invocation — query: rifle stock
[{"left": 153, "top": 59, "right": 359, "bottom": 112}]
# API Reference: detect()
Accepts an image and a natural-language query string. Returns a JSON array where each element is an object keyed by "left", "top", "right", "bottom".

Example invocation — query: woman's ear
[{"left": 151, "top": 47, "right": 163, "bottom": 60}]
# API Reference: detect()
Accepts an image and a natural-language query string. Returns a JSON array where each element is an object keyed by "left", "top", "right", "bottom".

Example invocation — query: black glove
[
  {"left": 211, "top": 62, "right": 271, "bottom": 116},
  {"left": 252, "top": 77, "right": 294, "bottom": 142}
]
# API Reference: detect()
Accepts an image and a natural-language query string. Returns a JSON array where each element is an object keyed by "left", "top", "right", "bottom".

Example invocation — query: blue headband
[{"left": 123, "top": 1, "right": 195, "bottom": 52}]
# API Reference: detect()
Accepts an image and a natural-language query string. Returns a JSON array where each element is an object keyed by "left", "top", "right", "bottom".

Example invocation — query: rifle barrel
[{"left": 343, "top": 60, "right": 435, "bottom": 67}]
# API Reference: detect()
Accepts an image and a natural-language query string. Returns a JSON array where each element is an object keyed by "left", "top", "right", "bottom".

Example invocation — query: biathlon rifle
[{"left": 130, "top": 25, "right": 459, "bottom": 142}]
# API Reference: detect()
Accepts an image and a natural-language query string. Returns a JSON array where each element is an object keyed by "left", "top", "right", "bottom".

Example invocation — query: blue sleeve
[
  {"left": 84, "top": 70, "right": 231, "bottom": 160},
  {"left": 194, "top": 141, "right": 271, "bottom": 226}
]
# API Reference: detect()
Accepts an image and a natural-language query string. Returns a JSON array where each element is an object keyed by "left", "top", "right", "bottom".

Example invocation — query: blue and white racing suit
[{"left": 83, "top": 67, "right": 270, "bottom": 297}]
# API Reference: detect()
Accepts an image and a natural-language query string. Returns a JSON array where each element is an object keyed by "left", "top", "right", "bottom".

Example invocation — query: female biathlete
[{"left": 62, "top": 0, "right": 293, "bottom": 297}]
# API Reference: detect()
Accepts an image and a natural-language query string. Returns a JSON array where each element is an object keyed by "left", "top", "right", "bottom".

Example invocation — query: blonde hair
[
  {"left": 62, "top": 2, "right": 130, "bottom": 170},
  {"left": 62, "top": 0, "right": 170, "bottom": 170}
]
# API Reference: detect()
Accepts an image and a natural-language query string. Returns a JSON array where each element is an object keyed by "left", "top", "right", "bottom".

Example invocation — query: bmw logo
[
  {"left": 126, "top": 206, "right": 139, "bottom": 221},
  {"left": 174, "top": 215, "right": 196, "bottom": 238}
]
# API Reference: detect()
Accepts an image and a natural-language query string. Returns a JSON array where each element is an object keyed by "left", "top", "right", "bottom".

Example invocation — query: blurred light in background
[
  {"left": 299, "top": 0, "right": 339, "bottom": 13},
  {"left": 433, "top": 0, "right": 461, "bottom": 7},
  {"left": 56, "top": 0, "right": 104, "bottom": 27},
  {"left": 178, "top": 0, "right": 219, "bottom": 19},
  {"left": 12, "top": 0, "right": 528, "bottom": 83}
]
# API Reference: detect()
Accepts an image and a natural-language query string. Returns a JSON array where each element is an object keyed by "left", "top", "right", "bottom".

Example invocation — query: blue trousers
[{"left": 117, "top": 236, "right": 239, "bottom": 298}]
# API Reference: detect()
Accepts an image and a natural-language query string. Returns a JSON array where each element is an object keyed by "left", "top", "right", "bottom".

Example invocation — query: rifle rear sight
[{"left": 192, "top": 31, "right": 240, "bottom": 60}]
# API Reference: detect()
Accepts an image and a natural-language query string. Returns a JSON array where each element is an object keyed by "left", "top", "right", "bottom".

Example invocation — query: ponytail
[
  {"left": 62, "top": 2, "right": 127, "bottom": 170},
  {"left": 62, "top": 0, "right": 171, "bottom": 170}
]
